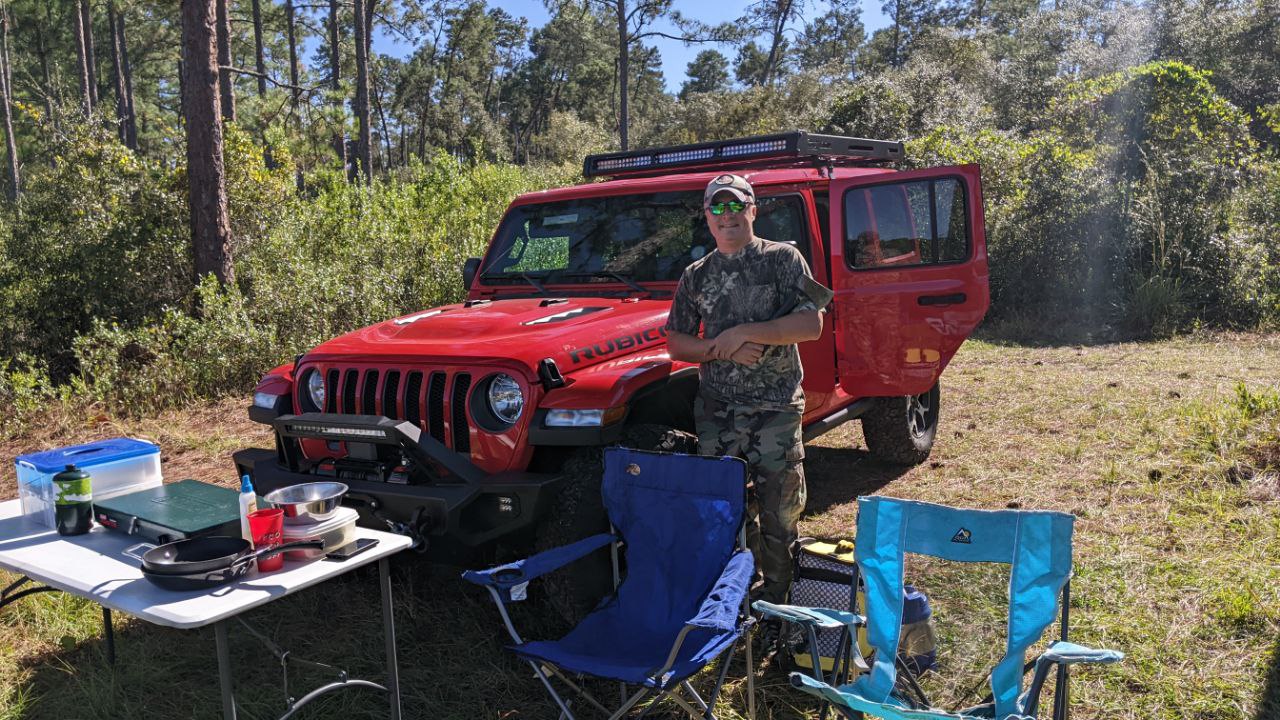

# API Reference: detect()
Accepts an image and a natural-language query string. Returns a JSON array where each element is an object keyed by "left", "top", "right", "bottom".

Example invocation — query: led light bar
[{"left": 583, "top": 130, "right": 905, "bottom": 178}]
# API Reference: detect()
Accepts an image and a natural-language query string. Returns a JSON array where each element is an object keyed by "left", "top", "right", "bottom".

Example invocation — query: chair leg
[
  {"left": 528, "top": 660, "right": 578, "bottom": 720},
  {"left": 745, "top": 626, "right": 756, "bottom": 720},
  {"left": 606, "top": 688, "right": 653, "bottom": 720}
]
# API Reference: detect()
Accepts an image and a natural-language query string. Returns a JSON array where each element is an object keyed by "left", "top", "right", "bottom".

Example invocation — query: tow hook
[
  {"left": 345, "top": 494, "right": 431, "bottom": 552},
  {"left": 383, "top": 507, "right": 432, "bottom": 553}
]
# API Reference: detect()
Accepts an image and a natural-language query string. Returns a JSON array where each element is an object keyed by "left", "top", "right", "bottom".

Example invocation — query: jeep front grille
[{"left": 307, "top": 365, "right": 475, "bottom": 456}]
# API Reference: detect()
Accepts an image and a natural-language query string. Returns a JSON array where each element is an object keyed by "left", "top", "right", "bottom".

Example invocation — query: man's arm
[
  {"left": 671, "top": 331, "right": 767, "bottom": 365},
  {"left": 667, "top": 330, "right": 717, "bottom": 363},
  {"left": 706, "top": 310, "right": 823, "bottom": 360}
]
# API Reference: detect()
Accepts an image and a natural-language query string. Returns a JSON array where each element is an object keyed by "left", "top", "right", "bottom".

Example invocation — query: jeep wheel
[
  {"left": 536, "top": 423, "right": 699, "bottom": 623},
  {"left": 861, "top": 383, "right": 940, "bottom": 466}
]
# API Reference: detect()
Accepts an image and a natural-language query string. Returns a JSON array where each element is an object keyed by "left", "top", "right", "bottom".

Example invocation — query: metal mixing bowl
[{"left": 264, "top": 482, "right": 348, "bottom": 525}]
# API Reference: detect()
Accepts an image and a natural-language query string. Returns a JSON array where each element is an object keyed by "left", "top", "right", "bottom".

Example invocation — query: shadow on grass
[
  {"left": 7, "top": 558, "right": 795, "bottom": 720},
  {"left": 803, "top": 445, "right": 910, "bottom": 518},
  {"left": 7, "top": 560, "right": 565, "bottom": 720},
  {"left": 1256, "top": 635, "right": 1280, "bottom": 720}
]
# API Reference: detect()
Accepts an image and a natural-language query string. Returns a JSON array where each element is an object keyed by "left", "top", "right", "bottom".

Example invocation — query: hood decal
[
  {"left": 524, "top": 306, "right": 606, "bottom": 326},
  {"left": 394, "top": 309, "right": 444, "bottom": 325},
  {"left": 568, "top": 325, "right": 668, "bottom": 364}
]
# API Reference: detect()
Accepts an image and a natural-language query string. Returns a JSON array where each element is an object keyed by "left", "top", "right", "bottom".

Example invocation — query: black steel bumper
[{"left": 232, "top": 413, "right": 562, "bottom": 552}]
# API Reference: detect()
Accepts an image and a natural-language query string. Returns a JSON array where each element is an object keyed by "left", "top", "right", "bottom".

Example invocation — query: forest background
[{"left": 0, "top": 0, "right": 1276, "bottom": 433}]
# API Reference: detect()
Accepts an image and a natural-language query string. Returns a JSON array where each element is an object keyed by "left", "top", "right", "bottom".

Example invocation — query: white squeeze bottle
[{"left": 238, "top": 474, "right": 258, "bottom": 543}]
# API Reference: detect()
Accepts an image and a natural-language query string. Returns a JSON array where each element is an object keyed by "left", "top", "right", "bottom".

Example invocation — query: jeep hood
[{"left": 301, "top": 297, "right": 674, "bottom": 376}]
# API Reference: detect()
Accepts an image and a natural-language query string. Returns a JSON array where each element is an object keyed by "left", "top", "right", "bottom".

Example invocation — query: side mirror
[{"left": 463, "top": 257, "right": 481, "bottom": 290}]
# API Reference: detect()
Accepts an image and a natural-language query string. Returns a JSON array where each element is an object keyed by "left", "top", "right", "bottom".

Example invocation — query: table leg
[
  {"left": 379, "top": 557, "right": 401, "bottom": 720},
  {"left": 102, "top": 607, "right": 116, "bottom": 666},
  {"left": 215, "top": 620, "right": 238, "bottom": 720}
]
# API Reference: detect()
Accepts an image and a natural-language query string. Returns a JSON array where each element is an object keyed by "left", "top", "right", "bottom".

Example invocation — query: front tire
[
  {"left": 535, "top": 423, "right": 699, "bottom": 622},
  {"left": 861, "top": 383, "right": 940, "bottom": 466}
]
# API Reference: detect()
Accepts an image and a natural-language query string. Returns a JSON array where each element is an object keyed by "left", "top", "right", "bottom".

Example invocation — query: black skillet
[{"left": 128, "top": 536, "right": 324, "bottom": 591}]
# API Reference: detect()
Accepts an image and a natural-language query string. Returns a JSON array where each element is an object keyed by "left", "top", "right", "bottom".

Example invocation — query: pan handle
[
  {"left": 123, "top": 543, "right": 156, "bottom": 562},
  {"left": 232, "top": 540, "right": 327, "bottom": 570}
]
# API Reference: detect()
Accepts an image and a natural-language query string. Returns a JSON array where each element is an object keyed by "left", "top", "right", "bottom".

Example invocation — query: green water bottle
[{"left": 53, "top": 464, "right": 93, "bottom": 536}]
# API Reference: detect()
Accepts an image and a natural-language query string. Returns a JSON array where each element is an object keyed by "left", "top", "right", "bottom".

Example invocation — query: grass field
[{"left": 1, "top": 333, "right": 1278, "bottom": 720}]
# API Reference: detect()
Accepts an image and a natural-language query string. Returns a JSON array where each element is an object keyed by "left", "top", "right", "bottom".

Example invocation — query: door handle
[{"left": 917, "top": 293, "right": 966, "bottom": 306}]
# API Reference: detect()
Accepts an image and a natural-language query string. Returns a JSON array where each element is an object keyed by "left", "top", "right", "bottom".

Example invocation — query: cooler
[{"left": 16, "top": 438, "right": 162, "bottom": 529}]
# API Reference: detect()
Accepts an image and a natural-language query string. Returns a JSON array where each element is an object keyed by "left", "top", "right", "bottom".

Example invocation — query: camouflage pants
[{"left": 694, "top": 393, "right": 806, "bottom": 604}]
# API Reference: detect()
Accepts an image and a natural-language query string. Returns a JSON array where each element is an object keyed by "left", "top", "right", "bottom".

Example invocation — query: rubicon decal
[{"left": 569, "top": 326, "right": 667, "bottom": 364}]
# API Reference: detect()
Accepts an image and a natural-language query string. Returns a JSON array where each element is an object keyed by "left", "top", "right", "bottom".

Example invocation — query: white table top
[{"left": 0, "top": 499, "right": 412, "bottom": 629}]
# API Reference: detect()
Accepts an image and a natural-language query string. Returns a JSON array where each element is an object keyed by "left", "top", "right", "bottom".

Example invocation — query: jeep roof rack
[{"left": 582, "top": 130, "right": 905, "bottom": 179}]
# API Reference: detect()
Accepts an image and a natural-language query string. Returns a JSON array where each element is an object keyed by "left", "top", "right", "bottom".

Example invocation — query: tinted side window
[
  {"left": 843, "top": 178, "right": 969, "bottom": 269},
  {"left": 755, "top": 195, "right": 809, "bottom": 264}
]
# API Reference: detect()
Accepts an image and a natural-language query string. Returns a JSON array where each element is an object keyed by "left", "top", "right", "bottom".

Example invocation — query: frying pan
[{"left": 125, "top": 536, "right": 324, "bottom": 591}]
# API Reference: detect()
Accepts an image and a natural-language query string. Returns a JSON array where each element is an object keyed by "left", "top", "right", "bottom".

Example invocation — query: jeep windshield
[{"left": 481, "top": 190, "right": 807, "bottom": 286}]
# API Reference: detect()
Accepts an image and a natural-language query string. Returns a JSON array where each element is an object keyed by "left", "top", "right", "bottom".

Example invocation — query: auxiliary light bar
[{"left": 583, "top": 130, "right": 905, "bottom": 179}]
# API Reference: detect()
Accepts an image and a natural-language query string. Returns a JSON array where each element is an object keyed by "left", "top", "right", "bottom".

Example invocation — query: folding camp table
[{"left": 0, "top": 498, "right": 411, "bottom": 720}]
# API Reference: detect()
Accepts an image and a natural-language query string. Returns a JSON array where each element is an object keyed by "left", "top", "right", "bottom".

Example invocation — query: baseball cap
[{"left": 704, "top": 174, "right": 755, "bottom": 206}]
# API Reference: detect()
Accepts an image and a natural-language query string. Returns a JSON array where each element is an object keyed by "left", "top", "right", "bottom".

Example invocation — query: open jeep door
[{"left": 828, "top": 164, "right": 990, "bottom": 397}]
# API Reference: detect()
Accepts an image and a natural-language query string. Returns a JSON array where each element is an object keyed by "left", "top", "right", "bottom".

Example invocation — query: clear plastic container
[
  {"left": 280, "top": 506, "right": 358, "bottom": 561},
  {"left": 16, "top": 438, "right": 162, "bottom": 528}
]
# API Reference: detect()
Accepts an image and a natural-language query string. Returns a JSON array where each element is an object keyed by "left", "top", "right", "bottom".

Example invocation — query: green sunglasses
[{"left": 707, "top": 200, "right": 750, "bottom": 215}]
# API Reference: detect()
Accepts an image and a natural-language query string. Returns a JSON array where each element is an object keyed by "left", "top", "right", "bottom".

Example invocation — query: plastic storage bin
[
  {"left": 280, "top": 506, "right": 358, "bottom": 561},
  {"left": 16, "top": 438, "right": 162, "bottom": 529}
]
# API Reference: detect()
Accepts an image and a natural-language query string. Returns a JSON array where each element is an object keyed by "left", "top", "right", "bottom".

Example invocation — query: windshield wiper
[
  {"left": 479, "top": 271, "right": 551, "bottom": 296},
  {"left": 560, "top": 271, "right": 649, "bottom": 295}
]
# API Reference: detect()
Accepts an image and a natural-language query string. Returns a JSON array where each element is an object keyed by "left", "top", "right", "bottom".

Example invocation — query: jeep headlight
[
  {"left": 306, "top": 370, "right": 326, "bottom": 411},
  {"left": 487, "top": 374, "right": 524, "bottom": 424}
]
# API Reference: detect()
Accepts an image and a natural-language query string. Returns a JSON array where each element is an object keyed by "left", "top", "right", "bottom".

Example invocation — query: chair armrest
[
  {"left": 687, "top": 550, "right": 754, "bottom": 632},
  {"left": 752, "top": 600, "right": 864, "bottom": 631},
  {"left": 1021, "top": 641, "right": 1124, "bottom": 717},
  {"left": 1041, "top": 640, "right": 1124, "bottom": 666},
  {"left": 461, "top": 532, "right": 616, "bottom": 594}
]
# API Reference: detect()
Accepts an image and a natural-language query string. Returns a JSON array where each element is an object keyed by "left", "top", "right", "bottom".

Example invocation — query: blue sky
[{"left": 372, "top": 0, "right": 891, "bottom": 93}]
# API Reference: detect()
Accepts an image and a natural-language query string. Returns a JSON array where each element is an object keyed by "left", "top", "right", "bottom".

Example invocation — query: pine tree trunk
[
  {"left": 616, "top": 0, "right": 628, "bottom": 151},
  {"left": 181, "top": 0, "right": 234, "bottom": 286},
  {"left": 215, "top": 0, "right": 235, "bottom": 122},
  {"left": 118, "top": 8, "right": 137, "bottom": 148},
  {"left": 80, "top": 0, "right": 99, "bottom": 106},
  {"left": 108, "top": 1, "right": 129, "bottom": 146},
  {"left": 352, "top": 0, "right": 371, "bottom": 182},
  {"left": 35, "top": 25, "right": 57, "bottom": 127},
  {"left": 0, "top": 11, "right": 20, "bottom": 200},
  {"left": 329, "top": 0, "right": 345, "bottom": 165},
  {"left": 73, "top": 0, "right": 94, "bottom": 115},
  {"left": 251, "top": 0, "right": 267, "bottom": 96}
]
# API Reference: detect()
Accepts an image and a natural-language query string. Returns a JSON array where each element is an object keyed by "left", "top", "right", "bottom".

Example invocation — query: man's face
[{"left": 705, "top": 190, "right": 757, "bottom": 248}]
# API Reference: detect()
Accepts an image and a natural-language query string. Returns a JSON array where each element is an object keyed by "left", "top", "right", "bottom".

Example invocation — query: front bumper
[{"left": 232, "top": 413, "right": 562, "bottom": 552}]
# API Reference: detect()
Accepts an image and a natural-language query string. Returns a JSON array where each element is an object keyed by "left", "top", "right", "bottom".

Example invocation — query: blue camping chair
[
  {"left": 464, "top": 448, "right": 757, "bottom": 719},
  {"left": 755, "top": 496, "right": 1123, "bottom": 720}
]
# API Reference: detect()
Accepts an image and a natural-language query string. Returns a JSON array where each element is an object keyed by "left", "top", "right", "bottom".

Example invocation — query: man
[{"left": 665, "top": 173, "right": 834, "bottom": 605}]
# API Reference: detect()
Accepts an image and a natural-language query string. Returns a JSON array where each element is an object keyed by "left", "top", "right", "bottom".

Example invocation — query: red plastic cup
[{"left": 247, "top": 508, "right": 286, "bottom": 572}]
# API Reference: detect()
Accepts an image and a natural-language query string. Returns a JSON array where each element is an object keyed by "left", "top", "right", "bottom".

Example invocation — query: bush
[{"left": 67, "top": 150, "right": 577, "bottom": 413}]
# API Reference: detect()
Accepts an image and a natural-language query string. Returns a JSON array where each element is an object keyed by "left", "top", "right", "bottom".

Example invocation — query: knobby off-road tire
[
  {"left": 861, "top": 383, "right": 941, "bottom": 466},
  {"left": 536, "top": 423, "right": 699, "bottom": 624}
]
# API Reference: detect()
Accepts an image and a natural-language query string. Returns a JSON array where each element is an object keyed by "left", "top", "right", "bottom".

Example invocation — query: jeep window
[
  {"left": 843, "top": 178, "right": 969, "bottom": 269},
  {"left": 483, "top": 191, "right": 808, "bottom": 284}
]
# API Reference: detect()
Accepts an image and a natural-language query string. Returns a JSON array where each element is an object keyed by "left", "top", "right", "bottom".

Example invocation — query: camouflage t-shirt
[{"left": 666, "top": 237, "right": 834, "bottom": 412}]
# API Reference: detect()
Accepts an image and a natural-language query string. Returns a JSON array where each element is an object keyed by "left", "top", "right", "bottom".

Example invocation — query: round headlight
[
  {"left": 307, "top": 370, "right": 326, "bottom": 411},
  {"left": 487, "top": 374, "right": 524, "bottom": 425}
]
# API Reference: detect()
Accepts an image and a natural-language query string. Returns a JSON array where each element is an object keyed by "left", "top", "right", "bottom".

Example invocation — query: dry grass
[{"left": 2, "top": 333, "right": 1278, "bottom": 719}]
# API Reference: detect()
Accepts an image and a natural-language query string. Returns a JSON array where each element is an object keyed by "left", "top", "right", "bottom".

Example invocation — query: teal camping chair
[{"left": 755, "top": 496, "right": 1122, "bottom": 720}]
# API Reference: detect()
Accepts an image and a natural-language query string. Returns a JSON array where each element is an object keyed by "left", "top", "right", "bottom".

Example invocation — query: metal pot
[{"left": 263, "top": 482, "right": 348, "bottom": 525}]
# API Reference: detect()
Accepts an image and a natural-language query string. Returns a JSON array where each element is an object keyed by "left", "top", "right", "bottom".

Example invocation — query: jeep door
[{"left": 828, "top": 165, "right": 990, "bottom": 397}]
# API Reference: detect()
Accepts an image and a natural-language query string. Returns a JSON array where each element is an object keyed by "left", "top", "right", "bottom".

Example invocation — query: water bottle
[{"left": 52, "top": 464, "right": 93, "bottom": 536}]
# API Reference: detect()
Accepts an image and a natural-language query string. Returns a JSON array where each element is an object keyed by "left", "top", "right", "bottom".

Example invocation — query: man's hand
[
  {"left": 729, "top": 342, "right": 765, "bottom": 366},
  {"left": 707, "top": 325, "right": 752, "bottom": 360}
]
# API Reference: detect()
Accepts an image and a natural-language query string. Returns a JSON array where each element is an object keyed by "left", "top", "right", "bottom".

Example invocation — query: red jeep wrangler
[{"left": 234, "top": 131, "right": 989, "bottom": 577}]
